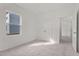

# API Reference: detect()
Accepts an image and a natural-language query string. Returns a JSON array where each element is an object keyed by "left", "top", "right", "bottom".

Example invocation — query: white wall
[
  {"left": 17, "top": 3, "right": 77, "bottom": 43},
  {"left": 17, "top": 4, "right": 79, "bottom": 51},
  {"left": 0, "top": 4, "right": 37, "bottom": 50}
]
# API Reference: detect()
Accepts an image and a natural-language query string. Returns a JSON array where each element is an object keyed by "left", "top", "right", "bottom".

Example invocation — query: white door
[{"left": 72, "top": 14, "right": 77, "bottom": 52}]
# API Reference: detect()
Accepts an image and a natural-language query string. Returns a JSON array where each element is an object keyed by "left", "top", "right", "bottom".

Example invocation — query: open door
[
  {"left": 59, "top": 17, "right": 72, "bottom": 44},
  {"left": 72, "top": 11, "right": 78, "bottom": 52}
]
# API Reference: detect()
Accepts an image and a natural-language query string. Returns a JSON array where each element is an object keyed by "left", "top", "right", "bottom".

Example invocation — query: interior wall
[
  {"left": 17, "top": 3, "right": 79, "bottom": 51},
  {"left": 17, "top": 3, "right": 77, "bottom": 43},
  {"left": 0, "top": 4, "right": 37, "bottom": 50}
]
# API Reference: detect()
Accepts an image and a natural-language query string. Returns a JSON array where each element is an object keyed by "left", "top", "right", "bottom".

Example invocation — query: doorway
[{"left": 59, "top": 17, "right": 72, "bottom": 44}]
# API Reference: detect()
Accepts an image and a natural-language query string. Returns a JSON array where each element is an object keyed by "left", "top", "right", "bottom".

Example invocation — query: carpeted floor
[{"left": 0, "top": 36, "right": 79, "bottom": 56}]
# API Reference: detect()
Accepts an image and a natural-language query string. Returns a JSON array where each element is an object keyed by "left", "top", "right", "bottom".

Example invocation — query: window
[{"left": 6, "top": 11, "right": 21, "bottom": 35}]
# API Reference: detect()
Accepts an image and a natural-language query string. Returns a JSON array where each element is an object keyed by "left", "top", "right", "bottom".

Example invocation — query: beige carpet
[{"left": 0, "top": 37, "right": 79, "bottom": 56}]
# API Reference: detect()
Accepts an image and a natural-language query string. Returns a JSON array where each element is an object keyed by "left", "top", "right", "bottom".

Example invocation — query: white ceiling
[
  {"left": 16, "top": 3, "right": 79, "bottom": 17},
  {"left": 16, "top": 3, "right": 76, "bottom": 12}
]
